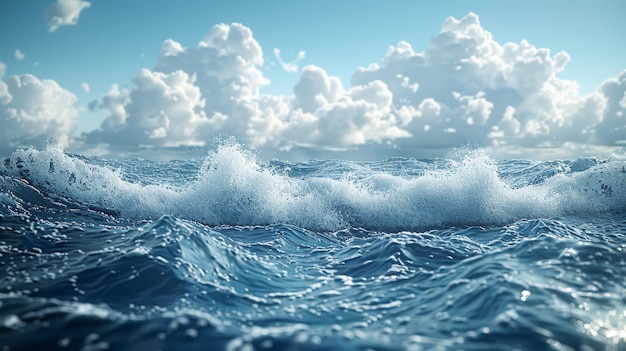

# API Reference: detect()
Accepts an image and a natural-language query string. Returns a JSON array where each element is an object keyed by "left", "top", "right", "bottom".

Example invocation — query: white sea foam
[{"left": 2, "top": 144, "right": 625, "bottom": 231}]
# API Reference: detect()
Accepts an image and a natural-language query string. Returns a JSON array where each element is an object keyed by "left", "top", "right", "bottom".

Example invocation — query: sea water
[{"left": 0, "top": 143, "right": 625, "bottom": 350}]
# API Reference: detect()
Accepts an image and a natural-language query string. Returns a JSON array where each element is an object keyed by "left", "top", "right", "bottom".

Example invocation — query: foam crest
[
  {"left": 2, "top": 145, "right": 625, "bottom": 231},
  {"left": 307, "top": 152, "right": 560, "bottom": 230},
  {"left": 2, "top": 146, "right": 178, "bottom": 218},
  {"left": 179, "top": 143, "right": 342, "bottom": 230},
  {"left": 550, "top": 156, "right": 626, "bottom": 214}
]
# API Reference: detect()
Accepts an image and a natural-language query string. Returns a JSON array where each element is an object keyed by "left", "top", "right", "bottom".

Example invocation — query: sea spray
[{"left": 2, "top": 144, "right": 625, "bottom": 231}]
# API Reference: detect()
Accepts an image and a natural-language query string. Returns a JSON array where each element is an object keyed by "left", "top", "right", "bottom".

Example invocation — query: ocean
[{"left": 0, "top": 143, "right": 625, "bottom": 350}]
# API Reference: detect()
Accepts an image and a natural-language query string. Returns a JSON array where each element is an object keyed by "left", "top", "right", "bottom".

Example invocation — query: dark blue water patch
[
  {"left": 0, "top": 294, "right": 238, "bottom": 351},
  {"left": 2, "top": 215, "right": 626, "bottom": 350}
]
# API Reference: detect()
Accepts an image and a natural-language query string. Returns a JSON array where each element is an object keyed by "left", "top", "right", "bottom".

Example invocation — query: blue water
[{"left": 1, "top": 144, "right": 625, "bottom": 350}]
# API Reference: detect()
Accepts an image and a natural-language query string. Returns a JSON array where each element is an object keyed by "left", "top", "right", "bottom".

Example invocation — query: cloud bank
[
  {"left": 349, "top": 13, "right": 616, "bottom": 153},
  {"left": 4, "top": 13, "right": 625, "bottom": 160},
  {"left": 0, "top": 63, "right": 79, "bottom": 154},
  {"left": 46, "top": 0, "right": 91, "bottom": 32}
]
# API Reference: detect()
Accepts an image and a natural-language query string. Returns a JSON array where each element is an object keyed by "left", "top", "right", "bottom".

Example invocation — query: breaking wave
[{"left": 2, "top": 144, "right": 625, "bottom": 231}]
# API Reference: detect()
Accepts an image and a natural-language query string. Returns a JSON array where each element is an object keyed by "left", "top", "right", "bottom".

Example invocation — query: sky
[{"left": 0, "top": 0, "right": 625, "bottom": 161}]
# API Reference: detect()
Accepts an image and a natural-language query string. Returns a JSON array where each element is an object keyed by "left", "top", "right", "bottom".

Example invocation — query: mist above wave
[{"left": 2, "top": 144, "right": 625, "bottom": 231}]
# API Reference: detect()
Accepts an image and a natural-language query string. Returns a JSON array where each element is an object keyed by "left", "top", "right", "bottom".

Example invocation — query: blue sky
[{"left": 1, "top": 0, "right": 625, "bottom": 160}]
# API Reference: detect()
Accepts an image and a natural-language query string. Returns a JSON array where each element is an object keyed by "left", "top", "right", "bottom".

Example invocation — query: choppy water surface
[{"left": 1, "top": 144, "right": 625, "bottom": 350}]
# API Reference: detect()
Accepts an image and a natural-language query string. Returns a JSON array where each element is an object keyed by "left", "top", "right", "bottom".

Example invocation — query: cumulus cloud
[
  {"left": 156, "top": 23, "right": 276, "bottom": 140},
  {"left": 273, "top": 48, "right": 306, "bottom": 73},
  {"left": 0, "top": 62, "right": 9, "bottom": 105},
  {"left": 82, "top": 14, "right": 625, "bottom": 159},
  {"left": 277, "top": 65, "right": 410, "bottom": 150},
  {"left": 85, "top": 23, "right": 410, "bottom": 154},
  {"left": 87, "top": 69, "right": 210, "bottom": 148},
  {"left": 593, "top": 71, "right": 626, "bottom": 145},
  {"left": 350, "top": 13, "right": 615, "bottom": 152},
  {"left": 86, "top": 23, "right": 273, "bottom": 150},
  {"left": 0, "top": 73, "right": 79, "bottom": 154},
  {"left": 14, "top": 50, "right": 25, "bottom": 61},
  {"left": 46, "top": 0, "right": 91, "bottom": 32}
]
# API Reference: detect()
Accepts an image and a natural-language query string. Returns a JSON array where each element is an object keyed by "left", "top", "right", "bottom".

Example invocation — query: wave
[{"left": 1, "top": 144, "right": 625, "bottom": 231}]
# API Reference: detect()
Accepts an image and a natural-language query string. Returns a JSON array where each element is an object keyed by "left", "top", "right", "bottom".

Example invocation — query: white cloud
[
  {"left": 0, "top": 74, "right": 79, "bottom": 154},
  {"left": 276, "top": 65, "right": 410, "bottom": 150},
  {"left": 14, "top": 50, "right": 25, "bottom": 61},
  {"left": 593, "top": 70, "right": 626, "bottom": 145},
  {"left": 273, "top": 48, "right": 306, "bottom": 73},
  {"left": 155, "top": 23, "right": 269, "bottom": 134},
  {"left": 84, "top": 24, "right": 409, "bottom": 154},
  {"left": 81, "top": 82, "right": 90, "bottom": 92},
  {"left": 0, "top": 62, "right": 9, "bottom": 105},
  {"left": 87, "top": 69, "right": 210, "bottom": 148},
  {"left": 86, "top": 23, "right": 281, "bottom": 150},
  {"left": 350, "top": 12, "right": 611, "bottom": 151},
  {"left": 292, "top": 64, "right": 343, "bottom": 113},
  {"left": 81, "top": 14, "right": 625, "bottom": 159},
  {"left": 46, "top": 0, "right": 91, "bottom": 32}
]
